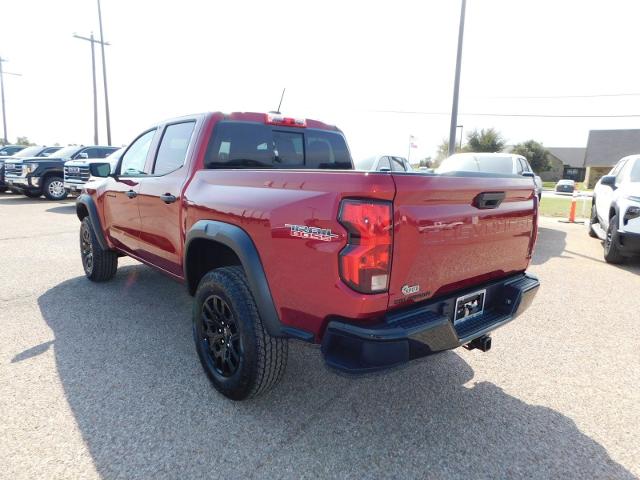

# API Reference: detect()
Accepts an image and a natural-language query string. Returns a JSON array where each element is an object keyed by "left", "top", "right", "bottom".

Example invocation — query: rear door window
[
  {"left": 153, "top": 121, "right": 196, "bottom": 174},
  {"left": 205, "top": 121, "right": 352, "bottom": 169},
  {"left": 391, "top": 157, "right": 408, "bottom": 172}
]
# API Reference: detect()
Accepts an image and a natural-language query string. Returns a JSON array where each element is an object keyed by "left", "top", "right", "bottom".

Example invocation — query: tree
[
  {"left": 15, "top": 136, "right": 35, "bottom": 146},
  {"left": 465, "top": 128, "right": 505, "bottom": 153},
  {"left": 511, "top": 140, "right": 551, "bottom": 172},
  {"left": 434, "top": 138, "right": 462, "bottom": 165}
]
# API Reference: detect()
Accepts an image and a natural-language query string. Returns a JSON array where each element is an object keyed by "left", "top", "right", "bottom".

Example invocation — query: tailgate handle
[{"left": 474, "top": 192, "right": 505, "bottom": 209}]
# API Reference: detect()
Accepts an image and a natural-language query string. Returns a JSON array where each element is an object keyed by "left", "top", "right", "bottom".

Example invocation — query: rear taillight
[{"left": 338, "top": 199, "right": 393, "bottom": 294}]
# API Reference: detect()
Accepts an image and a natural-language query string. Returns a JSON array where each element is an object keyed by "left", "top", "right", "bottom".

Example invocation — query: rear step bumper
[{"left": 321, "top": 273, "right": 539, "bottom": 374}]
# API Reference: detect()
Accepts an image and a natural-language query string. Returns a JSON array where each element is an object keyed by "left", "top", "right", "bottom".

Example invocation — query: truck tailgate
[{"left": 389, "top": 173, "right": 537, "bottom": 308}]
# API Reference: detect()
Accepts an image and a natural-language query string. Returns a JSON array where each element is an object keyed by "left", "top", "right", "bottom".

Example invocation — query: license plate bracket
[{"left": 454, "top": 289, "right": 486, "bottom": 323}]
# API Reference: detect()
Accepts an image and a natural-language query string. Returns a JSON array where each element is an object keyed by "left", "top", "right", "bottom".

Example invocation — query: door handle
[
  {"left": 160, "top": 193, "right": 177, "bottom": 204},
  {"left": 126, "top": 190, "right": 137, "bottom": 199}
]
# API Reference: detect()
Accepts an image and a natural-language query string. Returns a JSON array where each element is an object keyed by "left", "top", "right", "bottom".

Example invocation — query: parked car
[
  {"left": 76, "top": 111, "right": 539, "bottom": 400},
  {"left": 555, "top": 179, "right": 575, "bottom": 194},
  {"left": 437, "top": 152, "right": 542, "bottom": 200},
  {"left": 0, "top": 145, "right": 27, "bottom": 157},
  {"left": 4, "top": 145, "right": 118, "bottom": 200},
  {"left": 355, "top": 155, "right": 412, "bottom": 172},
  {"left": 64, "top": 147, "right": 125, "bottom": 194},
  {"left": 588, "top": 155, "right": 640, "bottom": 263},
  {"left": 1, "top": 145, "right": 62, "bottom": 191}
]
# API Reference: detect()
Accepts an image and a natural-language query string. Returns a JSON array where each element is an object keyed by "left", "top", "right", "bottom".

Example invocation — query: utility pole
[
  {"left": 96, "top": 0, "right": 111, "bottom": 145},
  {"left": 448, "top": 0, "right": 467, "bottom": 156},
  {"left": 0, "top": 57, "right": 22, "bottom": 145},
  {"left": 73, "top": 33, "right": 109, "bottom": 145}
]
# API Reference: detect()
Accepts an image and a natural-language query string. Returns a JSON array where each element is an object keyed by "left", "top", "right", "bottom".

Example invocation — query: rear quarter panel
[{"left": 184, "top": 170, "right": 395, "bottom": 339}]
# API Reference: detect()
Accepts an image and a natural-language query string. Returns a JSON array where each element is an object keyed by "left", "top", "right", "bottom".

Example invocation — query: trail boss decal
[{"left": 285, "top": 224, "right": 339, "bottom": 242}]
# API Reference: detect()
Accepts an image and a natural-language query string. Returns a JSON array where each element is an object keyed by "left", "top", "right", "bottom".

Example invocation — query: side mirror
[
  {"left": 89, "top": 162, "right": 111, "bottom": 178},
  {"left": 522, "top": 171, "right": 535, "bottom": 178},
  {"left": 600, "top": 175, "right": 616, "bottom": 188},
  {"left": 78, "top": 152, "right": 89, "bottom": 159}
]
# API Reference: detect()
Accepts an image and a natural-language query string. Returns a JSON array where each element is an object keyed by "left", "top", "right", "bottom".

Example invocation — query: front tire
[
  {"left": 80, "top": 217, "right": 118, "bottom": 281},
  {"left": 604, "top": 215, "right": 624, "bottom": 264},
  {"left": 193, "top": 266, "right": 288, "bottom": 400},
  {"left": 43, "top": 176, "right": 68, "bottom": 201}
]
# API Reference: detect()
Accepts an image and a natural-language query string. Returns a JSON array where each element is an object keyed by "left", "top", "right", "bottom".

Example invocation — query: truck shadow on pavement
[
  {"left": 531, "top": 227, "right": 567, "bottom": 265},
  {"left": 36, "top": 265, "right": 634, "bottom": 479}
]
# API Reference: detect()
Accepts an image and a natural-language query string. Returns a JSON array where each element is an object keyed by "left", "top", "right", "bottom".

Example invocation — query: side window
[
  {"left": 153, "top": 121, "right": 196, "bottom": 175},
  {"left": 119, "top": 129, "right": 156, "bottom": 176},
  {"left": 377, "top": 156, "right": 391, "bottom": 171},
  {"left": 617, "top": 159, "right": 634, "bottom": 183},
  {"left": 98, "top": 148, "right": 113, "bottom": 158},
  {"left": 520, "top": 158, "right": 532, "bottom": 172},
  {"left": 79, "top": 148, "right": 101, "bottom": 159},
  {"left": 516, "top": 158, "right": 524, "bottom": 174},
  {"left": 629, "top": 159, "right": 640, "bottom": 182}
]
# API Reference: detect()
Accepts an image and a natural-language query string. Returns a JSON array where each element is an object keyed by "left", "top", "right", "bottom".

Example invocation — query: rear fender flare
[{"left": 184, "top": 220, "right": 290, "bottom": 338}]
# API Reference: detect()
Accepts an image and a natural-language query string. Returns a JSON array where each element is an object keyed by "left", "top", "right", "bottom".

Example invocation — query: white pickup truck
[{"left": 588, "top": 155, "right": 640, "bottom": 263}]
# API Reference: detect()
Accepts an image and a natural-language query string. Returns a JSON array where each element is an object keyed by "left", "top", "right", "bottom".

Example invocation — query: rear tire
[
  {"left": 588, "top": 204, "right": 598, "bottom": 238},
  {"left": 603, "top": 215, "right": 624, "bottom": 264},
  {"left": 43, "top": 176, "right": 68, "bottom": 201},
  {"left": 193, "top": 266, "right": 288, "bottom": 400},
  {"left": 80, "top": 217, "right": 118, "bottom": 281}
]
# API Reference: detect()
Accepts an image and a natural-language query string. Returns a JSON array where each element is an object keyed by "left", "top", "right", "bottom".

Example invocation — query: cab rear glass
[{"left": 204, "top": 121, "right": 352, "bottom": 170}]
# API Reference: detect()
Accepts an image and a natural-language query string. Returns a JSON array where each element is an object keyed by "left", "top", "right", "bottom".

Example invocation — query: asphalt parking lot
[{"left": 1, "top": 193, "right": 639, "bottom": 480}]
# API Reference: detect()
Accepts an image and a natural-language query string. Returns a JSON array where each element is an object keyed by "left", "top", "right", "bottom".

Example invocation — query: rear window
[{"left": 204, "top": 121, "right": 352, "bottom": 169}]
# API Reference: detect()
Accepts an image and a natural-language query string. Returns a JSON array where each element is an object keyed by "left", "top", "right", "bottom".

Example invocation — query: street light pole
[
  {"left": 457, "top": 125, "right": 463, "bottom": 150},
  {"left": 448, "top": 0, "right": 467, "bottom": 157},
  {"left": 0, "top": 57, "right": 22, "bottom": 145},
  {"left": 73, "top": 33, "right": 108, "bottom": 145},
  {"left": 96, "top": 0, "right": 112, "bottom": 145},
  {"left": 0, "top": 58, "right": 6, "bottom": 145}
]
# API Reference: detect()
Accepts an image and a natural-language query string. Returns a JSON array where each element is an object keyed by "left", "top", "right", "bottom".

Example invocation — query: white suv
[{"left": 589, "top": 155, "right": 640, "bottom": 263}]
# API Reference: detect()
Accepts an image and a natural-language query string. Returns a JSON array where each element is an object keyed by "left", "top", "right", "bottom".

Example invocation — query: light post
[
  {"left": 0, "top": 57, "right": 22, "bottom": 145},
  {"left": 448, "top": 0, "right": 467, "bottom": 156},
  {"left": 457, "top": 125, "right": 463, "bottom": 150},
  {"left": 73, "top": 33, "right": 109, "bottom": 145},
  {"left": 96, "top": 0, "right": 112, "bottom": 145}
]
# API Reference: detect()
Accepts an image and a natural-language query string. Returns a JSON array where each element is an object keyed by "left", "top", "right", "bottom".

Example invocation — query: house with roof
[
  {"left": 584, "top": 129, "right": 640, "bottom": 187},
  {"left": 544, "top": 147, "right": 586, "bottom": 182}
]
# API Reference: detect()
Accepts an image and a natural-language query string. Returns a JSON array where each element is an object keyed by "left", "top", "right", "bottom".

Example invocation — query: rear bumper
[{"left": 321, "top": 273, "right": 539, "bottom": 374}]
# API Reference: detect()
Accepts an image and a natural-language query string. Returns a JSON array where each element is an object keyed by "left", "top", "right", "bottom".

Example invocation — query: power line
[
  {"left": 369, "top": 110, "right": 640, "bottom": 118},
  {"left": 480, "top": 92, "right": 640, "bottom": 99}
]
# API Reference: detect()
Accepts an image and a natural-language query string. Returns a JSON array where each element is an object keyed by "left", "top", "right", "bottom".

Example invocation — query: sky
[{"left": 2, "top": 0, "right": 640, "bottom": 161}]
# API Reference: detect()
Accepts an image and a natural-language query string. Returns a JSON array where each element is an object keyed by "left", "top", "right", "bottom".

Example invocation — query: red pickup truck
[{"left": 76, "top": 112, "right": 539, "bottom": 400}]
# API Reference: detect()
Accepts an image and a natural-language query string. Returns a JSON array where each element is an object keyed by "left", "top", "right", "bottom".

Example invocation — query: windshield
[
  {"left": 0, "top": 146, "right": 24, "bottom": 156},
  {"left": 438, "top": 154, "right": 514, "bottom": 174},
  {"left": 51, "top": 146, "right": 82, "bottom": 159},
  {"left": 13, "top": 146, "right": 44, "bottom": 157},
  {"left": 106, "top": 147, "right": 125, "bottom": 163}
]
